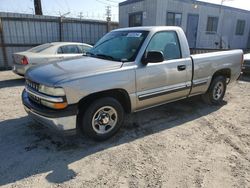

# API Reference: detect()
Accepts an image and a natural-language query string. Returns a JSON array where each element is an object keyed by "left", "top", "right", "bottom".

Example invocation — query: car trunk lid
[{"left": 13, "top": 52, "right": 34, "bottom": 64}]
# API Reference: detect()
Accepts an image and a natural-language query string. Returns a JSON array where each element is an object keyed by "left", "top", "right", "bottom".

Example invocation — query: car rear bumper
[
  {"left": 242, "top": 60, "right": 250, "bottom": 73},
  {"left": 22, "top": 90, "right": 78, "bottom": 134},
  {"left": 12, "top": 64, "right": 30, "bottom": 76},
  {"left": 242, "top": 64, "right": 250, "bottom": 73}
]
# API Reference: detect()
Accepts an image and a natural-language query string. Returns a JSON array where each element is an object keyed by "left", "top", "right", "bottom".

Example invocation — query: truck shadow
[
  {"left": 0, "top": 96, "right": 226, "bottom": 185},
  {"left": 0, "top": 78, "right": 25, "bottom": 89}
]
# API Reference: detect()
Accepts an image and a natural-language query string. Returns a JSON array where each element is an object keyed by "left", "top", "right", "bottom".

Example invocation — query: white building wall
[
  {"left": 119, "top": 0, "right": 157, "bottom": 27},
  {"left": 119, "top": 0, "right": 250, "bottom": 49}
]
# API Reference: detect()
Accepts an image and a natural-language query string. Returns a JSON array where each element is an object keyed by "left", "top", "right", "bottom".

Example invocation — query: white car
[
  {"left": 12, "top": 42, "right": 93, "bottom": 76},
  {"left": 242, "top": 53, "right": 250, "bottom": 74}
]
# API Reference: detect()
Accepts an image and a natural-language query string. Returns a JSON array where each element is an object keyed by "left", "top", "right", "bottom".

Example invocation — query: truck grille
[
  {"left": 25, "top": 80, "right": 41, "bottom": 104},
  {"left": 28, "top": 93, "right": 41, "bottom": 104},
  {"left": 26, "top": 80, "right": 39, "bottom": 91}
]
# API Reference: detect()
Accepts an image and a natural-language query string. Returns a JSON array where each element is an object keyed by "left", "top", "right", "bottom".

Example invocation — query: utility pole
[
  {"left": 59, "top": 12, "right": 70, "bottom": 41},
  {"left": 34, "top": 0, "right": 43, "bottom": 15},
  {"left": 0, "top": 18, "right": 8, "bottom": 69},
  {"left": 78, "top": 12, "right": 83, "bottom": 20},
  {"left": 106, "top": 6, "right": 111, "bottom": 32},
  {"left": 78, "top": 12, "right": 84, "bottom": 42}
]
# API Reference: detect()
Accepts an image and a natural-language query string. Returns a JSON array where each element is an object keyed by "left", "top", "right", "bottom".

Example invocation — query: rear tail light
[
  {"left": 21, "top": 56, "right": 28, "bottom": 65},
  {"left": 241, "top": 54, "right": 244, "bottom": 65}
]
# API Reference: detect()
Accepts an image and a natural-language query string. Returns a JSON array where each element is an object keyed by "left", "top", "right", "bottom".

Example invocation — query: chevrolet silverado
[{"left": 22, "top": 26, "right": 243, "bottom": 140}]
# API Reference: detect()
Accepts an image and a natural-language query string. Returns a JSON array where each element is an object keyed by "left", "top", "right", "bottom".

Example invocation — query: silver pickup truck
[{"left": 22, "top": 26, "right": 243, "bottom": 140}]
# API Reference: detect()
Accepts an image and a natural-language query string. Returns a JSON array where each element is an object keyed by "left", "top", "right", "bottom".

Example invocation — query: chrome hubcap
[
  {"left": 92, "top": 106, "right": 117, "bottom": 134},
  {"left": 213, "top": 81, "right": 224, "bottom": 100}
]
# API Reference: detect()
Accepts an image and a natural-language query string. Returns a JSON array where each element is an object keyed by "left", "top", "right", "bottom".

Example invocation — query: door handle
[{"left": 177, "top": 65, "right": 186, "bottom": 71}]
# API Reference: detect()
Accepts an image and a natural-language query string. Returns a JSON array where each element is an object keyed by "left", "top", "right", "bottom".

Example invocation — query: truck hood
[{"left": 26, "top": 57, "right": 123, "bottom": 86}]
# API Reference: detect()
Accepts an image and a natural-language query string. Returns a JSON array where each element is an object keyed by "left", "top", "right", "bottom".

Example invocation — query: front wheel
[
  {"left": 80, "top": 97, "right": 124, "bottom": 141},
  {"left": 202, "top": 76, "right": 227, "bottom": 105}
]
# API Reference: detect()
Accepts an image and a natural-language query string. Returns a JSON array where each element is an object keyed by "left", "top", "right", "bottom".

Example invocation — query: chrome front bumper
[
  {"left": 24, "top": 105, "right": 77, "bottom": 132},
  {"left": 22, "top": 90, "right": 78, "bottom": 134}
]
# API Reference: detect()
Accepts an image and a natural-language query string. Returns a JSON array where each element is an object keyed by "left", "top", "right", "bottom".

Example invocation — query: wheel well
[
  {"left": 212, "top": 69, "right": 231, "bottom": 83},
  {"left": 78, "top": 89, "right": 131, "bottom": 115},
  {"left": 76, "top": 89, "right": 131, "bottom": 131}
]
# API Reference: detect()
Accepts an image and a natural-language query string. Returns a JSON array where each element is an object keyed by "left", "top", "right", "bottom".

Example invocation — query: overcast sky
[
  {"left": 0, "top": 0, "right": 249, "bottom": 21},
  {"left": 199, "top": 0, "right": 250, "bottom": 10}
]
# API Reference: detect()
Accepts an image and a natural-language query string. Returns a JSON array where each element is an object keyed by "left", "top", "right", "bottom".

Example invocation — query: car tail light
[
  {"left": 241, "top": 54, "right": 244, "bottom": 65},
  {"left": 21, "top": 56, "right": 28, "bottom": 65}
]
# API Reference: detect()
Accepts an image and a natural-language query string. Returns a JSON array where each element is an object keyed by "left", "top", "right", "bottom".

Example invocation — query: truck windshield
[{"left": 87, "top": 30, "right": 149, "bottom": 62}]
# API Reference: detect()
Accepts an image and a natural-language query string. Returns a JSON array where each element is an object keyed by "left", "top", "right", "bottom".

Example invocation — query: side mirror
[{"left": 142, "top": 51, "right": 164, "bottom": 65}]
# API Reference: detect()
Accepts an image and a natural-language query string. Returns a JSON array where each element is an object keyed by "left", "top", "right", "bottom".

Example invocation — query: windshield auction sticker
[{"left": 126, "top": 33, "right": 142, "bottom": 37}]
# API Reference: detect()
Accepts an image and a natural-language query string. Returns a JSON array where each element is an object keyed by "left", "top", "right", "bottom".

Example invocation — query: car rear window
[
  {"left": 78, "top": 45, "right": 92, "bottom": 53},
  {"left": 29, "top": 43, "right": 53, "bottom": 53},
  {"left": 57, "top": 45, "right": 81, "bottom": 54}
]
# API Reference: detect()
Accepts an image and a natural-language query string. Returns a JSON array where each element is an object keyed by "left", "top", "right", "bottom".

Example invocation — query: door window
[{"left": 146, "top": 31, "right": 181, "bottom": 60}]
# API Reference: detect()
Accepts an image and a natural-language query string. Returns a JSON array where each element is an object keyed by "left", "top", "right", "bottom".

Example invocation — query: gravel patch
[{"left": 0, "top": 71, "right": 249, "bottom": 187}]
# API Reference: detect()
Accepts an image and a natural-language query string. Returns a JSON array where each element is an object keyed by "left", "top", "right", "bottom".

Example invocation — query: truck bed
[{"left": 189, "top": 50, "right": 242, "bottom": 96}]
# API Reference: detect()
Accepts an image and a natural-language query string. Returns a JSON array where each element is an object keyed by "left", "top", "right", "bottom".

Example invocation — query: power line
[
  {"left": 104, "top": 0, "right": 122, "bottom": 3},
  {"left": 106, "top": 6, "right": 111, "bottom": 18},
  {"left": 1, "top": 0, "right": 119, "bottom": 21},
  {"left": 54, "top": 0, "right": 68, "bottom": 13},
  {"left": 95, "top": 0, "right": 118, "bottom": 7},
  {"left": 78, "top": 12, "right": 84, "bottom": 19},
  {"left": 63, "top": 0, "right": 70, "bottom": 12}
]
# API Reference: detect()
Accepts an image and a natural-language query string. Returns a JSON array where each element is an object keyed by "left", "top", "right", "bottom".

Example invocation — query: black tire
[
  {"left": 79, "top": 97, "right": 124, "bottom": 141},
  {"left": 202, "top": 76, "right": 227, "bottom": 105}
]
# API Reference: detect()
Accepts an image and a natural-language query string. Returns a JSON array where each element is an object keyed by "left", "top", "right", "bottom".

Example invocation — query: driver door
[{"left": 135, "top": 31, "right": 192, "bottom": 110}]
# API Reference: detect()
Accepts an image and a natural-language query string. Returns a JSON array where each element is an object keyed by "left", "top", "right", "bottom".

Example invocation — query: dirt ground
[{"left": 0, "top": 71, "right": 249, "bottom": 188}]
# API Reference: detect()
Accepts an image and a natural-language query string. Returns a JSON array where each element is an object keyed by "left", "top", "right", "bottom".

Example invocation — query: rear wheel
[
  {"left": 79, "top": 97, "right": 124, "bottom": 141},
  {"left": 202, "top": 76, "right": 227, "bottom": 105}
]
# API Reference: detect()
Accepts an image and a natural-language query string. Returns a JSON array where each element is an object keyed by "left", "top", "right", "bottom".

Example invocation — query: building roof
[
  {"left": 119, "top": 0, "right": 250, "bottom": 14},
  {"left": 119, "top": 0, "right": 144, "bottom": 6}
]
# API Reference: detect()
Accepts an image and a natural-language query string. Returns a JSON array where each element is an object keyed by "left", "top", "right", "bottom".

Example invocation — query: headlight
[{"left": 39, "top": 85, "right": 65, "bottom": 96}]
